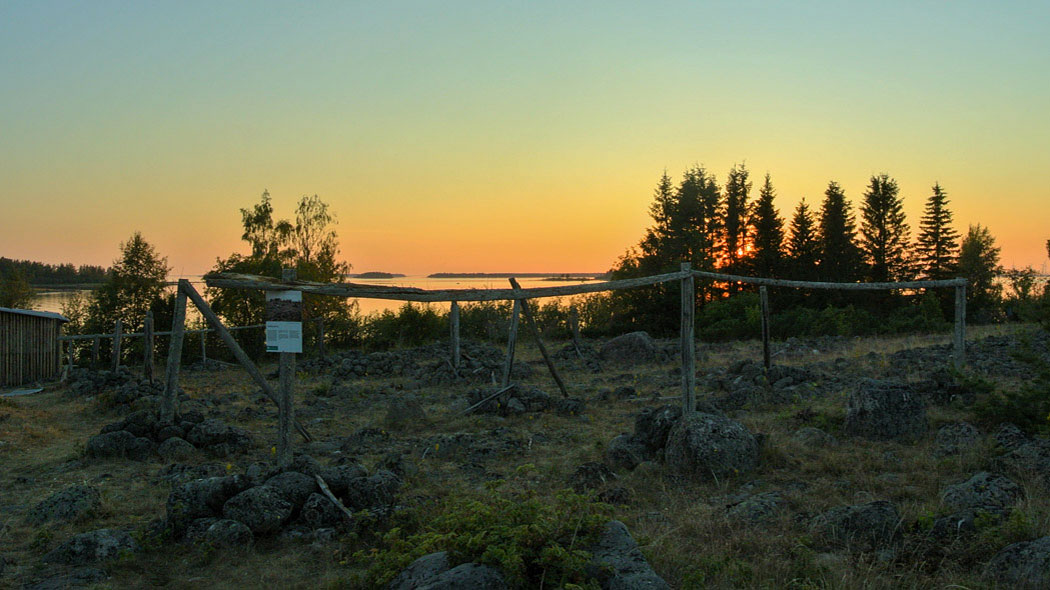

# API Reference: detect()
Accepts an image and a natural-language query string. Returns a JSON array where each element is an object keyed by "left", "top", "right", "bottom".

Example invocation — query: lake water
[{"left": 32, "top": 275, "right": 601, "bottom": 317}]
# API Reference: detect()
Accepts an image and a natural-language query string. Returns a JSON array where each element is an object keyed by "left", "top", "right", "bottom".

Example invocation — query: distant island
[
  {"left": 428, "top": 272, "right": 608, "bottom": 280},
  {"left": 347, "top": 272, "right": 406, "bottom": 279}
]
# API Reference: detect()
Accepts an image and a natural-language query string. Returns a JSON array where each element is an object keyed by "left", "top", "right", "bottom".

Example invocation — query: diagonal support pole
[{"left": 509, "top": 278, "right": 569, "bottom": 398}]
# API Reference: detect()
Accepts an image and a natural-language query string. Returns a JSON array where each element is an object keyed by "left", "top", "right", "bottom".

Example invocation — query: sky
[{"left": 1, "top": 1, "right": 1048, "bottom": 276}]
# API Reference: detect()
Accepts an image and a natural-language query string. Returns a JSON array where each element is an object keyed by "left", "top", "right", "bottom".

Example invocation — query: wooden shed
[{"left": 0, "top": 307, "right": 69, "bottom": 388}]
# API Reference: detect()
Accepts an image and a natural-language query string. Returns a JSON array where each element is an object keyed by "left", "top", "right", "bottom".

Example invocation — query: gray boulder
[
  {"left": 586, "top": 520, "right": 670, "bottom": 590},
  {"left": 810, "top": 500, "right": 900, "bottom": 550},
  {"left": 385, "top": 395, "right": 427, "bottom": 428},
  {"left": 157, "top": 437, "right": 196, "bottom": 462},
  {"left": 28, "top": 484, "right": 101, "bottom": 524},
  {"left": 388, "top": 551, "right": 450, "bottom": 590},
  {"left": 319, "top": 463, "right": 370, "bottom": 496},
  {"left": 85, "top": 430, "right": 154, "bottom": 461},
  {"left": 600, "top": 332, "right": 659, "bottom": 363},
  {"left": 727, "top": 491, "right": 784, "bottom": 525},
  {"left": 43, "top": 528, "right": 139, "bottom": 565},
  {"left": 222, "top": 485, "right": 293, "bottom": 534},
  {"left": 633, "top": 405, "right": 682, "bottom": 454},
  {"left": 664, "top": 413, "right": 759, "bottom": 480},
  {"left": 186, "top": 419, "right": 253, "bottom": 455},
  {"left": 605, "top": 434, "right": 648, "bottom": 471},
  {"left": 416, "top": 563, "right": 508, "bottom": 590},
  {"left": 344, "top": 470, "right": 401, "bottom": 511},
  {"left": 264, "top": 471, "right": 318, "bottom": 508},
  {"left": 844, "top": 380, "right": 927, "bottom": 441},
  {"left": 23, "top": 567, "right": 108, "bottom": 590},
  {"left": 941, "top": 472, "right": 1022, "bottom": 513},
  {"left": 166, "top": 475, "right": 250, "bottom": 535},
  {"left": 299, "top": 493, "right": 350, "bottom": 529},
  {"left": 792, "top": 427, "right": 837, "bottom": 447},
  {"left": 992, "top": 438, "right": 1050, "bottom": 487},
  {"left": 933, "top": 422, "right": 980, "bottom": 457},
  {"left": 994, "top": 423, "right": 1028, "bottom": 451},
  {"left": 186, "top": 517, "right": 253, "bottom": 547},
  {"left": 985, "top": 535, "right": 1050, "bottom": 589}
]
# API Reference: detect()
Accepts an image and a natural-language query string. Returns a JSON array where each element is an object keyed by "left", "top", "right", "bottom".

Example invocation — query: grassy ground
[{"left": 0, "top": 323, "right": 1045, "bottom": 589}]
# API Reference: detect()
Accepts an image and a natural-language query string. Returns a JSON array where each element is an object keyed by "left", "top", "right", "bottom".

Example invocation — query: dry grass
[{"left": 0, "top": 324, "right": 1045, "bottom": 588}]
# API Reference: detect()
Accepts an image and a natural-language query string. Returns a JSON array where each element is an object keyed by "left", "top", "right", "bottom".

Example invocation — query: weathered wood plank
[
  {"left": 111, "top": 320, "right": 122, "bottom": 372},
  {"left": 501, "top": 300, "right": 521, "bottom": 388},
  {"left": 509, "top": 278, "right": 568, "bottom": 398},
  {"left": 680, "top": 262, "right": 696, "bottom": 416},
  {"left": 954, "top": 284, "right": 967, "bottom": 369},
  {"left": 691, "top": 270, "right": 967, "bottom": 290},
  {"left": 449, "top": 301, "right": 460, "bottom": 370},
  {"left": 161, "top": 288, "right": 187, "bottom": 424}
]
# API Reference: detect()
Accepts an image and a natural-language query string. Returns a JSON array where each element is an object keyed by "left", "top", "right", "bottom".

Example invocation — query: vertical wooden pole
[
  {"left": 760, "top": 286, "right": 771, "bottom": 371},
  {"left": 501, "top": 299, "right": 522, "bottom": 388},
  {"left": 277, "top": 268, "right": 297, "bottom": 468},
  {"left": 316, "top": 318, "right": 326, "bottom": 358},
  {"left": 143, "top": 311, "right": 154, "bottom": 384},
  {"left": 569, "top": 305, "right": 583, "bottom": 359},
  {"left": 161, "top": 284, "right": 188, "bottom": 424},
  {"left": 111, "top": 320, "right": 122, "bottom": 372},
  {"left": 91, "top": 337, "right": 100, "bottom": 369},
  {"left": 200, "top": 330, "right": 208, "bottom": 366},
  {"left": 954, "top": 283, "right": 966, "bottom": 370},
  {"left": 450, "top": 301, "right": 461, "bottom": 371},
  {"left": 67, "top": 340, "right": 74, "bottom": 373},
  {"left": 509, "top": 278, "right": 570, "bottom": 398},
  {"left": 680, "top": 262, "right": 696, "bottom": 416}
]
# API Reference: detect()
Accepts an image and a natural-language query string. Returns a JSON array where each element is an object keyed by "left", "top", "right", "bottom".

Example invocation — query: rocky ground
[{"left": 1, "top": 324, "right": 1049, "bottom": 588}]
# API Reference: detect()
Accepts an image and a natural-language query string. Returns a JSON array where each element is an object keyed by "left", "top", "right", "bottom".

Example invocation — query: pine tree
[
  {"left": 749, "top": 173, "right": 784, "bottom": 277},
  {"left": 787, "top": 199, "right": 820, "bottom": 280},
  {"left": 817, "top": 181, "right": 862, "bottom": 282},
  {"left": 915, "top": 183, "right": 959, "bottom": 280},
  {"left": 719, "top": 162, "right": 752, "bottom": 274},
  {"left": 859, "top": 174, "right": 912, "bottom": 282}
]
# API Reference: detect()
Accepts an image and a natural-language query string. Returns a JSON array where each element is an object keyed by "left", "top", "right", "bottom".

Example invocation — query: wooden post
[
  {"left": 179, "top": 280, "right": 312, "bottom": 441},
  {"left": 954, "top": 283, "right": 966, "bottom": 369},
  {"left": 67, "top": 340, "right": 74, "bottom": 373},
  {"left": 143, "top": 311, "right": 154, "bottom": 383},
  {"left": 760, "top": 286, "right": 771, "bottom": 371},
  {"left": 111, "top": 320, "right": 122, "bottom": 372},
  {"left": 161, "top": 288, "right": 188, "bottom": 424},
  {"left": 316, "top": 317, "right": 326, "bottom": 358},
  {"left": 680, "top": 262, "right": 696, "bottom": 416},
  {"left": 200, "top": 330, "right": 208, "bottom": 366},
  {"left": 91, "top": 337, "right": 100, "bottom": 370},
  {"left": 569, "top": 305, "right": 583, "bottom": 359},
  {"left": 501, "top": 299, "right": 521, "bottom": 388},
  {"left": 449, "top": 301, "right": 461, "bottom": 371},
  {"left": 277, "top": 268, "right": 297, "bottom": 468},
  {"left": 509, "top": 278, "right": 569, "bottom": 398}
]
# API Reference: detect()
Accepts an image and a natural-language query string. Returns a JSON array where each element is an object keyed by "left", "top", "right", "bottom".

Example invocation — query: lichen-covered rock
[
  {"left": 994, "top": 423, "right": 1028, "bottom": 452},
  {"left": 186, "top": 419, "right": 253, "bottom": 456},
  {"left": 985, "top": 535, "right": 1050, "bottom": 589},
  {"left": 85, "top": 430, "right": 155, "bottom": 461},
  {"left": 586, "top": 520, "right": 670, "bottom": 590},
  {"left": 27, "top": 484, "right": 101, "bottom": 524},
  {"left": 166, "top": 475, "right": 250, "bottom": 535},
  {"left": 727, "top": 492, "right": 784, "bottom": 525},
  {"left": 222, "top": 485, "right": 293, "bottom": 534},
  {"left": 157, "top": 437, "right": 196, "bottom": 462},
  {"left": 664, "top": 413, "right": 759, "bottom": 480},
  {"left": 605, "top": 434, "right": 648, "bottom": 471},
  {"left": 415, "top": 563, "right": 508, "bottom": 590},
  {"left": 633, "top": 405, "right": 682, "bottom": 454},
  {"left": 844, "top": 380, "right": 927, "bottom": 441},
  {"left": 941, "top": 472, "right": 1022, "bottom": 513},
  {"left": 933, "top": 422, "right": 980, "bottom": 457},
  {"left": 569, "top": 462, "right": 617, "bottom": 492},
  {"left": 23, "top": 567, "right": 108, "bottom": 590},
  {"left": 344, "top": 470, "right": 401, "bottom": 511},
  {"left": 384, "top": 395, "right": 427, "bottom": 428},
  {"left": 318, "top": 463, "right": 370, "bottom": 496},
  {"left": 600, "top": 331, "right": 659, "bottom": 363},
  {"left": 299, "top": 493, "right": 349, "bottom": 529},
  {"left": 264, "top": 471, "right": 318, "bottom": 508},
  {"left": 991, "top": 439, "right": 1050, "bottom": 487},
  {"left": 388, "top": 551, "right": 450, "bottom": 590},
  {"left": 186, "top": 518, "right": 253, "bottom": 547},
  {"left": 810, "top": 500, "right": 900, "bottom": 550},
  {"left": 42, "top": 528, "right": 140, "bottom": 565},
  {"left": 792, "top": 427, "right": 837, "bottom": 447}
]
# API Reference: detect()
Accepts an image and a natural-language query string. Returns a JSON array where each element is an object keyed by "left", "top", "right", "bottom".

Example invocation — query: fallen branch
[
  {"left": 314, "top": 475, "right": 355, "bottom": 523},
  {"left": 460, "top": 384, "right": 516, "bottom": 416}
]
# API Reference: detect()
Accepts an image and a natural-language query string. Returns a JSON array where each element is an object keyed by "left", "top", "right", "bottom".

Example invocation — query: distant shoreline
[{"left": 347, "top": 272, "right": 407, "bottom": 279}]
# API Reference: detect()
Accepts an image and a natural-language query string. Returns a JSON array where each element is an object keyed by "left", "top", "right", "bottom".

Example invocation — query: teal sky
[{"left": 2, "top": 1, "right": 1048, "bottom": 274}]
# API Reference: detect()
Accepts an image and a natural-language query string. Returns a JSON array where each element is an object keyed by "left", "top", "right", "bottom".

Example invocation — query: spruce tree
[
  {"left": 787, "top": 199, "right": 820, "bottom": 280},
  {"left": 817, "top": 181, "right": 862, "bottom": 281},
  {"left": 915, "top": 183, "right": 960, "bottom": 280},
  {"left": 859, "top": 174, "right": 912, "bottom": 282},
  {"left": 957, "top": 224, "right": 1003, "bottom": 319},
  {"left": 750, "top": 173, "right": 784, "bottom": 277},
  {"left": 719, "top": 162, "right": 752, "bottom": 274}
]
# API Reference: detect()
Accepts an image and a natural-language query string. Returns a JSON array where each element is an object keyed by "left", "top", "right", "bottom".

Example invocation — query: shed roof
[{"left": 0, "top": 307, "right": 70, "bottom": 323}]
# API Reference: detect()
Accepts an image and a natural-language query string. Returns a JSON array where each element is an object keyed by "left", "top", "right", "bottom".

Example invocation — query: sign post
[{"left": 267, "top": 270, "right": 301, "bottom": 468}]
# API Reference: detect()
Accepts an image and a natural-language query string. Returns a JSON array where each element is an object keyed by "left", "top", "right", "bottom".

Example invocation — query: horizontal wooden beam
[
  {"left": 691, "top": 270, "right": 966, "bottom": 291},
  {"left": 204, "top": 271, "right": 688, "bottom": 301},
  {"left": 59, "top": 324, "right": 265, "bottom": 341}
]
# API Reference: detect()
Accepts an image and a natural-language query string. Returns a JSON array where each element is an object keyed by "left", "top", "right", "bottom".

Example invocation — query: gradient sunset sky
[{"left": 2, "top": 1, "right": 1048, "bottom": 276}]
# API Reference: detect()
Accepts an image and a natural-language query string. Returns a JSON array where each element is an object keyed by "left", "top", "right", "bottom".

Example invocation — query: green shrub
[{"left": 356, "top": 483, "right": 611, "bottom": 589}]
